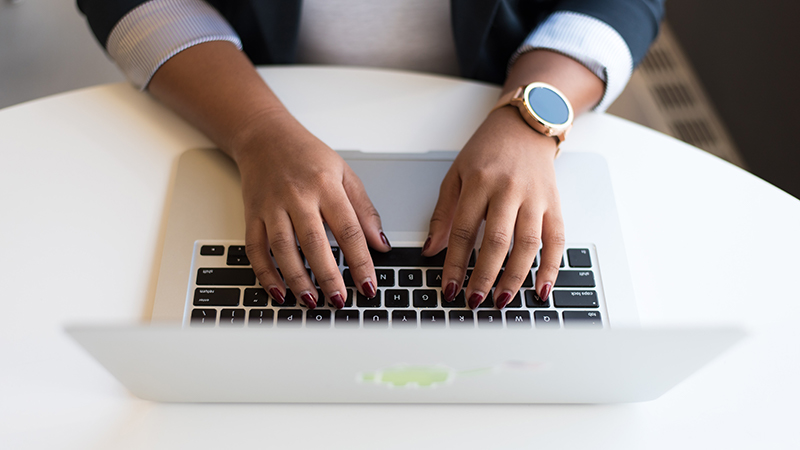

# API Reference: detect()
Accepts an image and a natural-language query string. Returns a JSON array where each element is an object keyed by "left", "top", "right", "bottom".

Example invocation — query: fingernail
[
  {"left": 362, "top": 279, "right": 377, "bottom": 298},
  {"left": 539, "top": 283, "right": 552, "bottom": 303},
  {"left": 421, "top": 236, "right": 431, "bottom": 255},
  {"left": 268, "top": 287, "right": 285, "bottom": 305},
  {"left": 468, "top": 292, "right": 484, "bottom": 310},
  {"left": 495, "top": 291, "right": 512, "bottom": 309},
  {"left": 444, "top": 281, "right": 459, "bottom": 302},
  {"left": 380, "top": 231, "right": 392, "bottom": 249},
  {"left": 301, "top": 292, "right": 317, "bottom": 309},
  {"left": 330, "top": 292, "right": 345, "bottom": 309}
]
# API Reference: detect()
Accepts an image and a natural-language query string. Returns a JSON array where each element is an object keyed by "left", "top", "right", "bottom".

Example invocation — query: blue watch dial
[{"left": 528, "top": 87, "right": 570, "bottom": 125}]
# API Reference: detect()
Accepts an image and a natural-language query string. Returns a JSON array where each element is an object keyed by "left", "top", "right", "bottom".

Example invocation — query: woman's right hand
[{"left": 233, "top": 109, "right": 390, "bottom": 309}]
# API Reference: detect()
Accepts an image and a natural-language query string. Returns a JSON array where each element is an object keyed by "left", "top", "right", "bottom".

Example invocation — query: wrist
[
  {"left": 228, "top": 106, "right": 298, "bottom": 165},
  {"left": 487, "top": 106, "right": 559, "bottom": 159}
]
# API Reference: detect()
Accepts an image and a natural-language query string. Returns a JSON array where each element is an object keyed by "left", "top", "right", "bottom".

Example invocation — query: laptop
[{"left": 66, "top": 148, "right": 744, "bottom": 403}]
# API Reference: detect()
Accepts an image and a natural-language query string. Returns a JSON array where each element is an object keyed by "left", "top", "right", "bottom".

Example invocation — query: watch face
[{"left": 527, "top": 87, "right": 570, "bottom": 126}]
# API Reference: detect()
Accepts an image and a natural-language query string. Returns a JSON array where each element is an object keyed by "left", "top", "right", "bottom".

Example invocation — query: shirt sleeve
[
  {"left": 509, "top": 11, "right": 633, "bottom": 112},
  {"left": 104, "top": 0, "right": 242, "bottom": 90}
]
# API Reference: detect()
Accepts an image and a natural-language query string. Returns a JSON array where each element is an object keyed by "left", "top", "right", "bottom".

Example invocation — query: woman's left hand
[{"left": 422, "top": 105, "right": 566, "bottom": 310}]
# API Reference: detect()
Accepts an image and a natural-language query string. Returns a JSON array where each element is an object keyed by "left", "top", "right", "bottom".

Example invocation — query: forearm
[
  {"left": 147, "top": 40, "right": 290, "bottom": 162},
  {"left": 502, "top": 49, "right": 604, "bottom": 116}
]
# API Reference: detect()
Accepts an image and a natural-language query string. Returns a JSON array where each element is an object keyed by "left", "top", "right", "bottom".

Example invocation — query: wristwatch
[{"left": 491, "top": 82, "right": 574, "bottom": 158}]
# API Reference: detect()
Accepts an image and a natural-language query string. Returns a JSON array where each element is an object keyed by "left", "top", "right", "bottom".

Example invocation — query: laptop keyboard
[{"left": 187, "top": 241, "right": 607, "bottom": 329}]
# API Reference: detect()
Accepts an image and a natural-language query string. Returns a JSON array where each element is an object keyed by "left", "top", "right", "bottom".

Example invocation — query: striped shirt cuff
[
  {"left": 510, "top": 11, "right": 633, "bottom": 112},
  {"left": 106, "top": 0, "right": 242, "bottom": 90}
]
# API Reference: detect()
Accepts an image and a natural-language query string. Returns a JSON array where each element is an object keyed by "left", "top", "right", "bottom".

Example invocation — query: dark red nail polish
[
  {"left": 421, "top": 236, "right": 431, "bottom": 255},
  {"left": 302, "top": 292, "right": 317, "bottom": 309},
  {"left": 539, "top": 283, "right": 552, "bottom": 303},
  {"left": 444, "top": 281, "right": 459, "bottom": 302},
  {"left": 495, "top": 292, "right": 512, "bottom": 309},
  {"left": 468, "top": 292, "right": 484, "bottom": 310},
  {"left": 362, "top": 280, "right": 377, "bottom": 298},
  {"left": 380, "top": 231, "right": 392, "bottom": 249},
  {"left": 330, "top": 293, "right": 345, "bottom": 309},
  {"left": 269, "top": 287, "right": 285, "bottom": 305}
]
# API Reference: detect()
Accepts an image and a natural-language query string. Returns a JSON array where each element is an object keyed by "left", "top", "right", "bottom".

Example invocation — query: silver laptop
[{"left": 66, "top": 148, "right": 744, "bottom": 403}]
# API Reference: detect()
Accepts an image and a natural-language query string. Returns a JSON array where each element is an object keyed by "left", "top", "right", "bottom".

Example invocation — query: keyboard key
[
  {"left": 335, "top": 309, "right": 360, "bottom": 328},
  {"left": 532, "top": 254, "right": 538, "bottom": 268},
  {"left": 196, "top": 268, "right": 255, "bottom": 286},
  {"left": 567, "top": 248, "right": 592, "bottom": 268},
  {"left": 277, "top": 309, "right": 303, "bottom": 327},
  {"left": 426, "top": 269, "right": 442, "bottom": 287},
  {"left": 369, "top": 247, "right": 444, "bottom": 267},
  {"left": 385, "top": 289, "right": 410, "bottom": 307},
  {"left": 200, "top": 245, "right": 224, "bottom": 256},
  {"left": 563, "top": 311, "right": 603, "bottom": 328},
  {"left": 306, "top": 310, "right": 332, "bottom": 327},
  {"left": 413, "top": 289, "right": 438, "bottom": 308},
  {"left": 505, "top": 310, "right": 531, "bottom": 328},
  {"left": 376, "top": 269, "right": 395, "bottom": 287},
  {"left": 399, "top": 269, "right": 423, "bottom": 287},
  {"left": 227, "top": 253, "right": 250, "bottom": 266},
  {"left": 193, "top": 288, "right": 240, "bottom": 306},
  {"left": 344, "top": 289, "right": 354, "bottom": 307},
  {"left": 523, "top": 271, "right": 534, "bottom": 287},
  {"left": 228, "top": 245, "right": 247, "bottom": 256},
  {"left": 392, "top": 310, "right": 417, "bottom": 328},
  {"left": 364, "top": 310, "right": 389, "bottom": 328},
  {"left": 420, "top": 310, "right": 446, "bottom": 328},
  {"left": 463, "top": 269, "right": 472, "bottom": 287},
  {"left": 357, "top": 290, "right": 382, "bottom": 307},
  {"left": 190, "top": 309, "right": 216, "bottom": 327},
  {"left": 478, "top": 291, "right": 494, "bottom": 308},
  {"left": 248, "top": 309, "right": 274, "bottom": 327},
  {"left": 243, "top": 288, "right": 268, "bottom": 307},
  {"left": 534, "top": 310, "right": 560, "bottom": 328},
  {"left": 448, "top": 310, "right": 474, "bottom": 328},
  {"left": 342, "top": 269, "right": 355, "bottom": 287},
  {"left": 506, "top": 292, "right": 522, "bottom": 308},
  {"left": 219, "top": 309, "right": 246, "bottom": 327},
  {"left": 331, "top": 247, "right": 341, "bottom": 265},
  {"left": 525, "top": 290, "right": 550, "bottom": 308},
  {"left": 553, "top": 270, "right": 596, "bottom": 288},
  {"left": 553, "top": 290, "right": 599, "bottom": 308},
  {"left": 477, "top": 310, "right": 502, "bottom": 328},
  {"left": 443, "top": 290, "right": 467, "bottom": 308},
  {"left": 275, "top": 289, "right": 297, "bottom": 307}
]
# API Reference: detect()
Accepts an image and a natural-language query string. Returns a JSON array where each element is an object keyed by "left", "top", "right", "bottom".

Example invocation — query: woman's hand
[
  {"left": 422, "top": 106, "right": 565, "bottom": 309},
  {"left": 235, "top": 109, "right": 390, "bottom": 309}
]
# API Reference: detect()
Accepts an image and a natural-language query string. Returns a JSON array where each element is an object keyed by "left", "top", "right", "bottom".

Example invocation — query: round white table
[{"left": 1, "top": 67, "right": 798, "bottom": 449}]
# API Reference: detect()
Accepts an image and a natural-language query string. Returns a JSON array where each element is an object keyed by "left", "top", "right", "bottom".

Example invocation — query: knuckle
[
  {"left": 546, "top": 231, "right": 567, "bottom": 247},
  {"left": 514, "top": 234, "right": 542, "bottom": 251},
  {"left": 302, "top": 228, "right": 330, "bottom": 250},
  {"left": 485, "top": 229, "right": 511, "bottom": 248},
  {"left": 314, "top": 272, "right": 340, "bottom": 289},
  {"left": 269, "top": 231, "right": 297, "bottom": 252},
  {"left": 252, "top": 265, "right": 274, "bottom": 281},
  {"left": 337, "top": 223, "right": 365, "bottom": 246},
  {"left": 449, "top": 225, "right": 475, "bottom": 247},
  {"left": 472, "top": 272, "right": 496, "bottom": 287},
  {"left": 541, "top": 262, "right": 561, "bottom": 274},
  {"left": 284, "top": 270, "right": 308, "bottom": 287},
  {"left": 347, "top": 254, "right": 372, "bottom": 273},
  {"left": 503, "top": 271, "right": 526, "bottom": 286}
]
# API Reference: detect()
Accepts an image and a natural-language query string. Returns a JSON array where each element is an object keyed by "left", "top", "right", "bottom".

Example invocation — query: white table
[{"left": 1, "top": 67, "right": 798, "bottom": 449}]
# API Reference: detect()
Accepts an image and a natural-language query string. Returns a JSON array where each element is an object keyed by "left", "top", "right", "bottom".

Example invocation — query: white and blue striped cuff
[
  {"left": 510, "top": 11, "right": 633, "bottom": 112},
  {"left": 106, "top": 0, "right": 242, "bottom": 90}
]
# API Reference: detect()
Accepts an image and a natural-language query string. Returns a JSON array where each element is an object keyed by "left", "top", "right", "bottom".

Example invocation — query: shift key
[
  {"left": 553, "top": 270, "right": 596, "bottom": 288},
  {"left": 196, "top": 268, "right": 256, "bottom": 286},
  {"left": 193, "top": 288, "right": 240, "bottom": 306}
]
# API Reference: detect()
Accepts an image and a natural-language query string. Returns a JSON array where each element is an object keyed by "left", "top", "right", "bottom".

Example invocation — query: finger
[
  {"left": 467, "top": 199, "right": 518, "bottom": 309},
  {"left": 266, "top": 211, "right": 318, "bottom": 309},
  {"left": 343, "top": 165, "right": 391, "bottom": 251},
  {"left": 245, "top": 219, "right": 286, "bottom": 304},
  {"left": 292, "top": 204, "right": 349, "bottom": 310},
  {"left": 536, "top": 207, "right": 566, "bottom": 305},
  {"left": 441, "top": 186, "right": 487, "bottom": 303},
  {"left": 322, "top": 189, "right": 378, "bottom": 300},
  {"left": 495, "top": 204, "right": 541, "bottom": 309},
  {"left": 424, "top": 168, "right": 461, "bottom": 256}
]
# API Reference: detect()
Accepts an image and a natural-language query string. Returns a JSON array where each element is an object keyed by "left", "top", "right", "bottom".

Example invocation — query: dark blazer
[{"left": 78, "top": 0, "right": 664, "bottom": 85}]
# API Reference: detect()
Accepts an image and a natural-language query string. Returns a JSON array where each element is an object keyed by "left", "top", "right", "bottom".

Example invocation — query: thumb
[
  {"left": 424, "top": 169, "right": 461, "bottom": 256},
  {"left": 342, "top": 165, "right": 391, "bottom": 251}
]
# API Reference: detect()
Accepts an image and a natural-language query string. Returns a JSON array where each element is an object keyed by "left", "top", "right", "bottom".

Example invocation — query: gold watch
[{"left": 491, "top": 82, "right": 574, "bottom": 158}]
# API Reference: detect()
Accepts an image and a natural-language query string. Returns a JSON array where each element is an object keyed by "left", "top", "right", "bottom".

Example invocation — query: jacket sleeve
[{"left": 77, "top": 0, "right": 241, "bottom": 90}]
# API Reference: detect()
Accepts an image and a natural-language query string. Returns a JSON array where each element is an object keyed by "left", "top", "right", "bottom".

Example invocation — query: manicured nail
[
  {"left": 539, "top": 283, "right": 552, "bottom": 303},
  {"left": 468, "top": 292, "right": 485, "bottom": 310},
  {"left": 362, "top": 279, "right": 377, "bottom": 298},
  {"left": 421, "top": 236, "right": 431, "bottom": 255},
  {"left": 301, "top": 292, "right": 317, "bottom": 309},
  {"left": 268, "top": 287, "right": 285, "bottom": 305},
  {"left": 380, "top": 231, "right": 392, "bottom": 249},
  {"left": 330, "top": 292, "right": 345, "bottom": 309},
  {"left": 444, "top": 281, "right": 459, "bottom": 302},
  {"left": 495, "top": 291, "right": 512, "bottom": 309}
]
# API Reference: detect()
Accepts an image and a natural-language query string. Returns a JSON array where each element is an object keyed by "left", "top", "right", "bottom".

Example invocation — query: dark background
[{"left": 667, "top": 0, "right": 800, "bottom": 199}]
